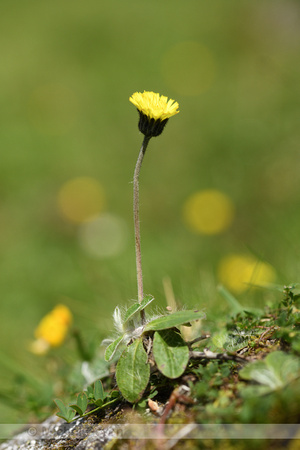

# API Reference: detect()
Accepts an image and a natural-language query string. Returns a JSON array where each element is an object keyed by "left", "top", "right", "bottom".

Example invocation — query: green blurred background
[{"left": 0, "top": 0, "right": 299, "bottom": 423}]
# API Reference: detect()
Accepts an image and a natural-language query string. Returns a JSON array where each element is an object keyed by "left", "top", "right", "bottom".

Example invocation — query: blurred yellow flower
[
  {"left": 57, "top": 177, "right": 105, "bottom": 224},
  {"left": 218, "top": 254, "right": 276, "bottom": 294},
  {"left": 130, "top": 91, "right": 179, "bottom": 121},
  {"left": 30, "top": 304, "right": 72, "bottom": 355},
  {"left": 182, "top": 189, "right": 235, "bottom": 235}
]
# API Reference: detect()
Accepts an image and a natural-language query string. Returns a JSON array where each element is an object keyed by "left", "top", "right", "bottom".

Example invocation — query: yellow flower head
[
  {"left": 130, "top": 91, "right": 179, "bottom": 137},
  {"left": 30, "top": 304, "right": 73, "bottom": 355},
  {"left": 130, "top": 91, "right": 179, "bottom": 121}
]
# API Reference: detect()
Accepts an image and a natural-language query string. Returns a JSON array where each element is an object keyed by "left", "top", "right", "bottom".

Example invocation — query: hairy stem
[{"left": 133, "top": 135, "right": 151, "bottom": 324}]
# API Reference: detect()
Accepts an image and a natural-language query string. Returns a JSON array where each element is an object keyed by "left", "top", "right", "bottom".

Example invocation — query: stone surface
[{"left": 0, "top": 414, "right": 117, "bottom": 450}]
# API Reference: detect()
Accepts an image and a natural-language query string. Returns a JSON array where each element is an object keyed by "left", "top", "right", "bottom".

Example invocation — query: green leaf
[
  {"left": 144, "top": 310, "right": 205, "bottom": 332},
  {"left": 105, "top": 335, "right": 124, "bottom": 362},
  {"left": 77, "top": 392, "right": 88, "bottom": 413},
  {"left": 94, "top": 380, "right": 105, "bottom": 401},
  {"left": 153, "top": 329, "right": 189, "bottom": 379},
  {"left": 54, "top": 399, "right": 76, "bottom": 423},
  {"left": 116, "top": 338, "right": 150, "bottom": 403},
  {"left": 86, "top": 385, "right": 94, "bottom": 399},
  {"left": 212, "top": 330, "right": 229, "bottom": 349},
  {"left": 110, "top": 390, "right": 120, "bottom": 399},
  {"left": 54, "top": 398, "right": 69, "bottom": 415},
  {"left": 123, "top": 295, "right": 154, "bottom": 325},
  {"left": 70, "top": 392, "right": 88, "bottom": 416},
  {"left": 69, "top": 404, "right": 83, "bottom": 415},
  {"left": 239, "top": 351, "right": 300, "bottom": 395}
]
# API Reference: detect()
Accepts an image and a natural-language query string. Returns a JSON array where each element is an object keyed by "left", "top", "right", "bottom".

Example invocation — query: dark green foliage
[
  {"left": 55, "top": 284, "right": 300, "bottom": 430},
  {"left": 153, "top": 329, "right": 189, "bottom": 379},
  {"left": 55, "top": 380, "right": 120, "bottom": 423},
  {"left": 116, "top": 337, "right": 150, "bottom": 403},
  {"left": 113, "top": 303, "right": 205, "bottom": 402},
  {"left": 144, "top": 310, "right": 206, "bottom": 332},
  {"left": 188, "top": 284, "right": 300, "bottom": 427}
]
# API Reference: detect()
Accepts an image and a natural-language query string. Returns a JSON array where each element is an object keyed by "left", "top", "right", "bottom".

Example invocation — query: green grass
[{"left": 0, "top": 0, "right": 299, "bottom": 423}]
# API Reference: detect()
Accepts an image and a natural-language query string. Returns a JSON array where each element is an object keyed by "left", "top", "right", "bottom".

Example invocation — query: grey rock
[{"left": 0, "top": 414, "right": 117, "bottom": 450}]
